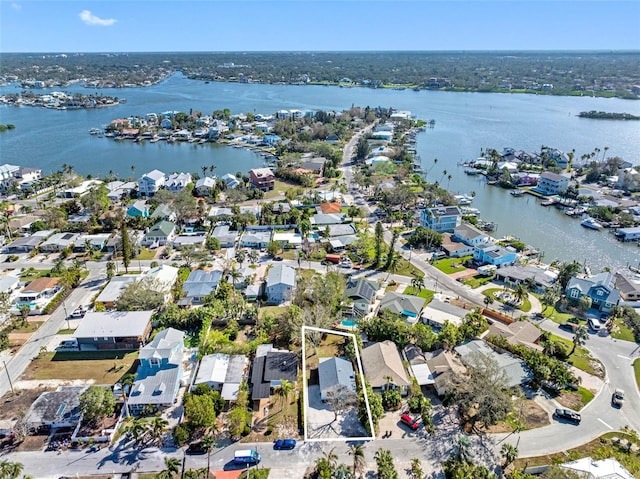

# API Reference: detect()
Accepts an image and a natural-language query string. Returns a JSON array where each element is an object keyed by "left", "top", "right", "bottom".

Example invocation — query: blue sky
[{"left": 1, "top": 1, "right": 639, "bottom": 52}]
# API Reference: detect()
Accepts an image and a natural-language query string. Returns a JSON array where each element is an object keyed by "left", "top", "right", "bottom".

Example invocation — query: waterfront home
[
  {"left": 24, "top": 386, "right": 87, "bottom": 430},
  {"left": 195, "top": 176, "right": 217, "bottom": 196},
  {"left": 74, "top": 311, "right": 153, "bottom": 351},
  {"left": 614, "top": 273, "right": 640, "bottom": 302},
  {"left": 182, "top": 270, "right": 223, "bottom": 304},
  {"left": 138, "top": 169, "right": 166, "bottom": 197},
  {"left": 128, "top": 328, "right": 185, "bottom": 415},
  {"left": 193, "top": 353, "right": 249, "bottom": 402},
  {"left": 614, "top": 226, "right": 640, "bottom": 242},
  {"left": 95, "top": 275, "right": 139, "bottom": 309},
  {"left": 57, "top": 180, "right": 104, "bottom": 199},
  {"left": 300, "top": 156, "right": 326, "bottom": 173},
  {"left": 221, "top": 173, "right": 240, "bottom": 189},
  {"left": 265, "top": 264, "right": 296, "bottom": 305},
  {"left": 473, "top": 244, "right": 518, "bottom": 267},
  {"left": 251, "top": 344, "right": 298, "bottom": 403},
  {"left": 453, "top": 223, "right": 489, "bottom": 247},
  {"left": 494, "top": 264, "right": 558, "bottom": 294},
  {"left": 361, "top": 340, "right": 410, "bottom": 395},
  {"left": 239, "top": 230, "right": 271, "bottom": 249},
  {"left": 107, "top": 181, "right": 137, "bottom": 201},
  {"left": 211, "top": 225, "right": 239, "bottom": 248},
  {"left": 12, "top": 167, "right": 42, "bottom": 190},
  {"left": 565, "top": 272, "right": 620, "bottom": 313},
  {"left": 142, "top": 220, "right": 177, "bottom": 247},
  {"left": 378, "top": 291, "right": 426, "bottom": 323},
  {"left": 39, "top": 232, "right": 80, "bottom": 253},
  {"left": 616, "top": 166, "right": 640, "bottom": 192},
  {"left": 535, "top": 171, "right": 569, "bottom": 195},
  {"left": 440, "top": 233, "right": 474, "bottom": 258},
  {"left": 127, "top": 200, "right": 149, "bottom": 218},
  {"left": 261, "top": 134, "right": 281, "bottom": 147},
  {"left": 420, "top": 206, "right": 462, "bottom": 233},
  {"left": 454, "top": 339, "right": 532, "bottom": 388},
  {"left": 150, "top": 203, "right": 176, "bottom": 222},
  {"left": 515, "top": 172, "right": 539, "bottom": 187},
  {"left": 249, "top": 168, "right": 275, "bottom": 191},
  {"left": 0, "top": 164, "right": 20, "bottom": 192},
  {"left": 166, "top": 172, "right": 192, "bottom": 192},
  {"left": 318, "top": 357, "right": 357, "bottom": 403}
]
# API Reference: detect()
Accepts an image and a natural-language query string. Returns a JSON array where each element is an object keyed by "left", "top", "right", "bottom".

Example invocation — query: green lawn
[
  {"left": 611, "top": 320, "right": 636, "bottom": 342},
  {"left": 547, "top": 332, "right": 603, "bottom": 377},
  {"left": 23, "top": 351, "right": 138, "bottom": 383},
  {"left": 392, "top": 257, "right": 423, "bottom": 277},
  {"left": 542, "top": 305, "right": 575, "bottom": 324},
  {"left": 259, "top": 305, "right": 289, "bottom": 319},
  {"left": 634, "top": 359, "right": 640, "bottom": 393},
  {"left": 19, "top": 268, "right": 52, "bottom": 283},
  {"left": 135, "top": 248, "right": 157, "bottom": 260},
  {"left": 403, "top": 286, "right": 435, "bottom": 304},
  {"left": 462, "top": 275, "right": 495, "bottom": 289},
  {"left": 432, "top": 256, "right": 471, "bottom": 274}
]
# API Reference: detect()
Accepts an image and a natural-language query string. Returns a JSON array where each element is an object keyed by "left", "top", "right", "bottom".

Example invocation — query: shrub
[{"left": 381, "top": 389, "right": 402, "bottom": 411}]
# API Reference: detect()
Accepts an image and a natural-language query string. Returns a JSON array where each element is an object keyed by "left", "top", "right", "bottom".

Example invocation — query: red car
[{"left": 400, "top": 413, "right": 419, "bottom": 430}]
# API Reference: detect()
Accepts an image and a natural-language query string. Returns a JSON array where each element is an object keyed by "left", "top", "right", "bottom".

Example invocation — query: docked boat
[
  {"left": 454, "top": 194, "right": 474, "bottom": 205},
  {"left": 89, "top": 128, "right": 101, "bottom": 135},
  {"left": 581, "top": 217, "right": 603, "bottom": 230},
  {"left": 464, "top": 168, "right": 481, "bottom": 175},
  {"left": 510, "top": 189, "right": 524, "bottom": 197}
]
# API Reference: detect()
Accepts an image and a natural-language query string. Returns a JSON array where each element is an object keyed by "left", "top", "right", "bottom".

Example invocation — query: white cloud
[
  {"left": 79, "top": 10, "right": 117, "bottom": 27},
  {"left": 11, "top": 3, "right": 21, "bottom": 10}
]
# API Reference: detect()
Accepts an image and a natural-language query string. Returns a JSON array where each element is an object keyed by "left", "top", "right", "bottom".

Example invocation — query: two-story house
[
  {"left": 127, "top": 328, "right": 185, "bottom": 415},
  {"left": 565, "top": 272, "right": 621, "bottom": 313},
  {"left": 138, "top": 170, "right": 166, "bottom": 197},
  {"left": 249, "top": 168, "right": 275, "bottom": 192},
  {"left": 166, "top": 172, "right": 192, "bottom": 192},
  {"left": 536, "top": 171, "right": 569, "bottom": 195},
  {"left": 265, "top": 264, "right": 296, "bottom": 305},
  {"left": 420, "top": 206, "right": 462, "bottom": 233}
]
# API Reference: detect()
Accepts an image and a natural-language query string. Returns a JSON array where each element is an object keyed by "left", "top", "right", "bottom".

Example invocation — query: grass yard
[
  {"left": 512, "top": 431, "right": 640, "bottom": 477},
  {"left": 19, "top": 268, "right": 52, "bottom": 283},
  {"left": 57, "top": 328, "right": 75, "bottom": 335},
  {"left": 9, "top": 320, "right": 44, "bottom": 334},
  {"left": 22, "top": 351, "right": 138, "bottom": 383},
  {"left": 259, "top": 305, "right": 289, "bottom": 320},
  {"left": 392, "top": 256, "right": 422, "bottom": 277},
  {"left": 546, "top": 332, "right": 604, "bottom": 378},
  {"left": 543, "top": 306, "right": 575, "bottom": 324},
  {"left": 403, "top": 286, "right": 435, "bottom": 304},
  {"left": 298, "top": 268, "right": 317, "bottom": 282},
  {"left": 634, "top": 359, "right": 640, "bottom": 393},
  {"left": 432, "top": 256, "right": 471, "bottom": 274},
  {"left": 135, "top": 248, "right": 157, "bottom": 260},
  {"left": 556, "top": 386, "right": 595, "bottom": 410},
  {"left": 610, "top": 320, "right": 636, "bottom": 342},
  {"left": 462, "top": 275, "right": 495, "bottom": 289}
]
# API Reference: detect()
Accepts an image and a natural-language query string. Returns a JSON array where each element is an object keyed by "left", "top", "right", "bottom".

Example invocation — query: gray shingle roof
[{"left": 74, "top": 311, "right": 153, "bottom": 339}]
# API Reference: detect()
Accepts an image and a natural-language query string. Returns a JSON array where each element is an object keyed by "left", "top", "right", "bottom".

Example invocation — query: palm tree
[
  {"left": 323, "top": 447, "right": 339, "bottom": 469},
  {"left": 348, "top": 443, "right": 366, "bottom": 477},
  {"left": 158, "top": 457, "right": 181, "bottom": 479},
  {"left": 409, "top": 458, "right": 424, "bottom": 479},
  {"left": 148, "top": 416, "right": 169, "bottom": 445},
  {"left": 0, "top": 461, "right": 24, "bottom": 479},
  {"left": 411, "top": 274, "right": 425, "bottom": 294},
  {"left": 201, "top": 433, "right": 216, "bottom": 475},
  {"left": 570, "top": 325, "right": 589, "bottom": 356},
  {"left": 274, "top": 379, "right": 294, "bottom": 412},
  {"left": 483, "top": 295, "right": 494, "bottom": 308},
  {"left": 500, "top": 443, "right": 518, "bottom": 467},
  {"left": 512, "top": 283, "right": 528, "bottom": 306}
]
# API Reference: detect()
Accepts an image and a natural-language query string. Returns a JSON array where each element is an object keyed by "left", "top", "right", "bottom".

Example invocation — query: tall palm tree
[
  {"left": 323, "top": 447, "right": 339, "bottom": 469},
  {"left": 148, "top": 416, "right": 169, "bottom": 445},
  {"left": 0, "top": 460, "right": 24, "bottom": 479},
  {"left": 348, "top": 443, "right": 366, "bottom": 477},
  {"left": 501, "top": 443, "right": 518, "bottom": 467},
  {"left": 513, "top": 283, "right": 528, "bottom": 306},
  {"left": 570, "top": 325, "right": 589, "bottom": 356},
  {"left": 201, "top": 433, "right": 217, "bottom": 475},
  {"left": 158, "top": 457, "right": 181, "bottom": 479},
  {"left": 411, "top": 274, "right": 425, "bottom": 294},
  {"left": 274, "top": 379, "right": 294, "bottom": 412}
]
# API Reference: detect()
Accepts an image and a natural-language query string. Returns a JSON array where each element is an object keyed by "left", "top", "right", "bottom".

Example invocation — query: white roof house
[
  {"left": 560, "top": 457, "right": 635, "bottom": 479},
  {"left": 318, "top": 357, "right": 357, "bottom": 402},
  {"left": 95, "top": 275, "right": 139, "bottom": 306},
  {"left": 194, "top": 353, "right": 249, "bottom": 401},
  {"left": 142, "top": 264, "right": 179, "bottom": 291}
]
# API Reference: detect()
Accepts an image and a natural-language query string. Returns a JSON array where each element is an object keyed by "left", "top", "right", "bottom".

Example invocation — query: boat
[
  {"left": 454, "top": 194, "right": 474, "bottom": 205},
  {"left": 89, "top": 128, "right": 100, "bottom": 135},
  {"left": 464, "top": 168, "right": 480, "bottom": 175},
  {"left": 510, "top": 189, "right": 524, "bottom": 197},
  {"left": 581, "top": 217, "right": 603, "bottom": 230},
  {"left": 541, "top": 199, "right": 556, "bottom": 206}
]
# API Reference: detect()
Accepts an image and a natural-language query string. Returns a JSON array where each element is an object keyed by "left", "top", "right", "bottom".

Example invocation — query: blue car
[{"left": 273, "top": 439, "right": 297, "bottom": 450}]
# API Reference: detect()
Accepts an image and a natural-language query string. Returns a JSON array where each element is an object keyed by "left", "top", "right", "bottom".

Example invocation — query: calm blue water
[{"left": 1, "top": 73, "right": 639, "bottom": 271}]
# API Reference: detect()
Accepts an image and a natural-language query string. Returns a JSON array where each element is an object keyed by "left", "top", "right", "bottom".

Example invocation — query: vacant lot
[
  {"left": 0, "top": 387, "right": 51, "bottom": 421},
  {"left": 21, "top": 351, "right": 138, "bottom": 383}
]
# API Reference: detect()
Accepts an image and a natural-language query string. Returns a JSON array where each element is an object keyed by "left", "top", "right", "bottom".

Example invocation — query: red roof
[{"left": 319, "top": 202, "right": 342, "bottom": 214}]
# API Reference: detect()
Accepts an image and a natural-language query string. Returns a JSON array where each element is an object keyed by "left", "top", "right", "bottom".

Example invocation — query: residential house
[
  {"left": 361, "top": 340, "right": 410, "bottom": 395},
  {"left": 150, "top": 204, "right": 176, "bottom": 222},
  {"left": 193, "top": 353, "right": 249, "bottom": 402},
  {"left": 403, "top": 345, "right": 465, "bottom": 397},
  {"left": 38, "top": 233, "right": 80, "bottom": 253},
  {"left": 172, "top": 232, "right": 206, "bottom": 248},
  {"left": 251, "top": 344, "right": 298, "bottom": 401},
  {"left": 311, "top": 213, "right": 346, "bottom": 226},
  {"left": 0, "top": 275, "right": 19, "bottom": 297},
  {"left": 3, "top": 235, "right": 44, "bottom": 254},
  {"left": 487, "top": 321, "right": 542, "bottom": 350},
  {"left": 0, "top": 164, "right": 20, "bottom": 191},
  {"left": 208, "top": 207, "right": 234, "bottom": 219},
  {"left": 211, "top": 225, "right": 238, "bottom": 248},
  {"left": 138, "top": 170, "right": 166, "bottom": 197},
  {"left": 24, "top": 386, "right": 87, "bottom": 430},
  {"left": 453, "top": 224, "right": 489, "bottom": 247},
  {"left": 13, "top": 167, "right": 42, "bottom": 190},
  {"left": 239, "top": 230, "right": 271, "bottom": 249},
  {"left": 221, "top": 173, "right": 240, "bottom": 189},
  {"left": 142, "top": 264, "right": 179, "bottom": 303},
  {"left": 106, "top": 181, "right": 137, "bottom": 201},
  {"left": 195, "top": 177, "right": 217, "bottom": 196},
  {"left": 494, "top": 264, "right": 558, "bottom": 294},
  {"left": 266, "top": 264, "right": 296, "bottom": 305},
  {"left": 344, "top": 277, "right": 381, "bottom": 318},
  {"left": 239, "top": 205, "right": 262, "bottom": 218},
  {"left": 301, "top": 156, "right": 326, "bottom": 173},
  {"left": 127, "top": 328, "right": 185, "bottom": 415},
  {"left": 473, "top": 244, "right": 518, "bottom": 267},
  {"left": 74, "top": 311, "right": 153, "bottom": 351},
  {"left": 73, "top": 233, "right": 111, "bottom": 253},
  {"left": 95, "top": 275, "right": 139, "bottom": 309},
  {"left": 249, "top": 168, "right": 275, "bottom": 192},
  {"left": 421, "top": 299, "right": 470, "bottom": 328},
  {"left": 326, "top": 224, "right": 357, "bottom": 237},
  {"left": 559, "top": 457, "right": 635, "bottom": 479},
  {"left": 166, "top": 172, "right": 192, "bottom": 192},
  {"left": 57, "top": 180, "right": 103, "bottom": 199},
  {"left": 536, "top": 171, "right": 569, "bottom": 195},
  {"left": 272, "top": 232, "right": 302, "bottom": 249},
  {"left": 614, "top": 273, "right": 640, "bottom": 302},
  {"left": 127, "top": 200, "right": 149, "bottom": 218},
  {"left": 440, "top": 233, "right": 474, "bottom": 258},
  {"left": 182, "top": 270, "right": 223, "bottom": 304},
  {"left": 261, "top": 135, "right": 281, "bottom": 147},
  {"left": 454, "top": 339, "right": 533, "bottom": 388},
  {"left": 142, "top": 220, "right": 177, "bottom": 247},
  {"left": 614, "top": 226, "right": 640, "bottom": 243},
  {"left": 318, "top": 357, "right": 357, "bottom": 403},
  {"left": 318, "top": 202, "right": 342, "bottom": 215},
  {"left": 420, "top": 206, "right": 462, "bottom": 233},
  {"left": 565, "top": 272, "right": 621, "bottom": 313},
  {"left": 18, "top": 277, "right": 61, "bottom": 308},
  {"left": 378, "top": 292, "right": 426, "bottom": 323}
]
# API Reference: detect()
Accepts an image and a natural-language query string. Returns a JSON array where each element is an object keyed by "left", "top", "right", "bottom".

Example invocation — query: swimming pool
[{"left": 340, "top": 319, "right": 358, "bottom": 328}]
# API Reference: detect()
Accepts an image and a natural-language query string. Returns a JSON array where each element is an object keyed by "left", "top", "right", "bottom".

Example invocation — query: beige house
[{"left": 361, "top": 340, "right": 410, "bottom": 395}]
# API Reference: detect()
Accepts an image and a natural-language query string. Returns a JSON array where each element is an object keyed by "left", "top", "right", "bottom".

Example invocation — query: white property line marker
[
  {"left": 301, "top": 325, "right": 376, "bottom": 443},
  {"left": 598, "top": 418, "right": 614, "bottom": 430}
]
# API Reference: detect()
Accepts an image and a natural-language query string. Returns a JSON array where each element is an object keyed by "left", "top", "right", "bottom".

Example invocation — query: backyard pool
[{"left": 340, "top": 319, "right": 358, "bottom": 328}]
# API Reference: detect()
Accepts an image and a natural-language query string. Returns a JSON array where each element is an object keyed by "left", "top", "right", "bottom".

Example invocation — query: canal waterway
[{"left": 1, "top": 73, "right": 639, "bottom": 272}]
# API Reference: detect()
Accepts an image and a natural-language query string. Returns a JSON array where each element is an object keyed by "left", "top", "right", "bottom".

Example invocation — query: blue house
[
  {"left": 420, "top": 206, "right": 462, "bottom": 233},
  {"left": 183, "top": 270, "right": 223, "bottom": 304},
  {"left": 127, "top": 200, "right": 149, "bottom": 218},
  {"left": 473, "top": 244, "right": 518, "bottom": 267},
  {"left": 261, "top": 135, "right": 281, "bottom": 147},
  {"left": 565, "top": 272, "right": 620, "bottom": 313},
  {"left": 127, "top": 328, "right": 185, "bottom": 415}
]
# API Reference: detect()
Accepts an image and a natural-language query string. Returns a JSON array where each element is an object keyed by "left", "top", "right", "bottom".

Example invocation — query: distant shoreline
[{"left": 578, "top": 110, "right": 640, "bottom": 120}]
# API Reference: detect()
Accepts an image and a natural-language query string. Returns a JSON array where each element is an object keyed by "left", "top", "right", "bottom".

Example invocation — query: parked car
[
  {"left": 587, "top": 318, "right": 602, "bottom": 332},
  {"left": 186, "top": 441, "right": 208, "bottom": 454},
  {"left": 612, "top": 388, "right": 625, "bottom": 408},
  {"left": 560, "top": 322, "right": 579, "bottom": 333},
  {"left": 553, "top": 408, "right": 581, "bottom": 424},
  {"left": 400, "top": 413, "right": 419, "bottom": 431},
  {"left": 70, "top": 307, "right": 86, "bottom": 319},
  {"left": 273, "top": 439, "right": 297, "bottom": 450}
]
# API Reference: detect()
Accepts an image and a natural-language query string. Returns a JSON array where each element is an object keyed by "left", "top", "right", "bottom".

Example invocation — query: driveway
[{"left": 305, "top": 385, "right": 366, "bottom": 440}]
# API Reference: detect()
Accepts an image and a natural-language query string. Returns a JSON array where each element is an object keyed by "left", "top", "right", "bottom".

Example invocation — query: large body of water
[{"left": 1, "top": 73, "right": 639, "bottom": 272}]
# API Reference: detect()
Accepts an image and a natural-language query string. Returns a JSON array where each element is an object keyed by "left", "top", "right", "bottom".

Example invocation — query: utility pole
[
  {"left": 2, "top": 360, "right": 14, "bottom": 393},
  {"left": 62, "top": 302, "right": 70, "bottom": 330}
]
